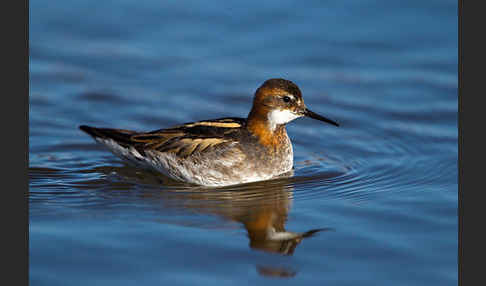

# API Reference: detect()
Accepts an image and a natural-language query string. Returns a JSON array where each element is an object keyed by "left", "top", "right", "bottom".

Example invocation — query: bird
[{"left": 79, "top": 78, "right": 339, "bottom": 187}]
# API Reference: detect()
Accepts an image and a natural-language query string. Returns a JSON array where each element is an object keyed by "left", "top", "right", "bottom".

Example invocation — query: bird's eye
[{"left": 282, "top": 96, "right": 291, "bottom": 103}]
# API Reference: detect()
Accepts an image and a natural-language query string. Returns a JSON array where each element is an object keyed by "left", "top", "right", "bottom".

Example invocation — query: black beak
[{"left": 304, "top": 108, "right": 339, "bottom": 127}]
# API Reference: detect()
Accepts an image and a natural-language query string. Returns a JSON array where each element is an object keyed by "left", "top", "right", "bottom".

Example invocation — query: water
[{"left": 29, "top": 1, "right": 458, "bottom": 285}]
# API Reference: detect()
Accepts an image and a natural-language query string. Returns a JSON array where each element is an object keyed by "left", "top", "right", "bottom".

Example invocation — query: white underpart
[
  {"left": 96, "top": 138, "right": 205, "bottom": 183},
  {"left": 267, "top": 109, "right": 302, "bottom": 131},
  {"left": 93, "top": 138, "right": 272, "bottom": 186},
  {"left": 96, "top": 138, "right": 145, "bottom": 163}
]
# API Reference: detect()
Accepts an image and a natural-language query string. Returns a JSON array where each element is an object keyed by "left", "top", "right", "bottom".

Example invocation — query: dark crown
[{"left": 258, "top": 78, "right": 302, "bottom": 97}]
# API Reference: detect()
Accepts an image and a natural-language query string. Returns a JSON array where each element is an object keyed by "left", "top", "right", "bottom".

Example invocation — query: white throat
[{"left": 267, "top": 109, "right": 301, "bottom": 131}]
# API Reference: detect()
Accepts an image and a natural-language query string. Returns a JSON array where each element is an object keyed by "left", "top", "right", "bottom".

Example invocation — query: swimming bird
[{"left": 79, "top": 78, "right": 339, "bottom": 187}]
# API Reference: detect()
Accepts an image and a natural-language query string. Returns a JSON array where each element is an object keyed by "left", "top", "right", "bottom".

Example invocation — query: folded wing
[{"left": 80, "top": 117, "right": 246, "bottom": 158}]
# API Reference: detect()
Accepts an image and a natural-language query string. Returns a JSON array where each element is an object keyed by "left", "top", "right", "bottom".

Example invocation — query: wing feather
[
  {"left": 133, "top": 117, "right": 245, "bottom": 158},
  {"left": 80, "top": 118, "right": 246, "bottom": 158}
]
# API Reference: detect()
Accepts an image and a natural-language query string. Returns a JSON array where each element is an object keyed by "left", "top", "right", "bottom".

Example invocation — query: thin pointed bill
[{"left": 303, "top": 108, "right": 339, "bottom": 127}]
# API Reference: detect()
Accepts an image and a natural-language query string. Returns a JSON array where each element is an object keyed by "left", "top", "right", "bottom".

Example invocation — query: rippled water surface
[{"left": 30, "top": 1, "right": 458, "bottom": 285}]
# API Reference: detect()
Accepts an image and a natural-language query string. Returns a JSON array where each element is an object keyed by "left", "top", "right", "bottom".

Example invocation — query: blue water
[{"left": 29, "top": 1, "right": 457, "bottom": 285}]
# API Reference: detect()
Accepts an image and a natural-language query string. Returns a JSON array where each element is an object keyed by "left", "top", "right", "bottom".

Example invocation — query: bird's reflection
[{"left": 98, "top": 166, "right": 332, "bottom": 278}]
